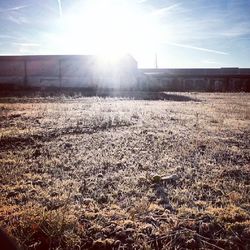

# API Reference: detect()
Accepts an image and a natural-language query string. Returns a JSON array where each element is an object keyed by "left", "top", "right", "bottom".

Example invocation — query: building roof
[{"left": 140, "top": 68, "right": 250, "bottom": 76}]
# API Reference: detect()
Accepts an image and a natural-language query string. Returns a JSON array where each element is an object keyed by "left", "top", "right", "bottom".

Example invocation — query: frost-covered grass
[{"left": 0, "top": 92, "right": 249, "bottom": 249}]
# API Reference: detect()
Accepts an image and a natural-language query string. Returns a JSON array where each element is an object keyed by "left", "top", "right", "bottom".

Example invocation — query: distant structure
[
  {"left": 0, "top": 55, "right": 249, "bottom": 91},
  {"left": 0, "top": 54, "right": 137, "bottom": 89},
  {"left": 138, "top": 68, "right": 250, "bottom": 92}
]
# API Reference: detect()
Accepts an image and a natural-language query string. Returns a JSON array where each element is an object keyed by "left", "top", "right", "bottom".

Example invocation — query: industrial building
[
  {"left": 139, "top": 68, "right": 250, "bottom": 92},
  {"left": 0, "top": 54, "right": 138, "bottom": 89},
  {"left": 0, "top": 55, "right": 249, "bottom": 91}
]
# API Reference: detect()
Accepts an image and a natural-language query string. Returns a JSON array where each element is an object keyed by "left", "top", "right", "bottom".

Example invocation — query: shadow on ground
[
  {"left": 95, "top": 90, "right": 199, "bottom": 101},
  {"left": 0, "top": 86, "right": 199, "bottom": 102}
]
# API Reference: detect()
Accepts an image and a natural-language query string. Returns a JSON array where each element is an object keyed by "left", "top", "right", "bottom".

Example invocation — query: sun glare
[{"left": 57, "top": 0, "right": 162, "bottom": 61}]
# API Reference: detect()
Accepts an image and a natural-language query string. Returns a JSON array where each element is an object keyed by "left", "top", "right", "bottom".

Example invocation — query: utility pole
[{"left": 155, "top": 53, "right": 158, "bottom": 69}]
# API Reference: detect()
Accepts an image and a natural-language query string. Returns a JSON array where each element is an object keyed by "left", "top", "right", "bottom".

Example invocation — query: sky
[{"left": 0, "top": 0, "right": 250, "bottom": 68}]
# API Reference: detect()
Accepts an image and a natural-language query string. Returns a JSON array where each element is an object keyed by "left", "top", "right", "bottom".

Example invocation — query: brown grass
[{"left": 0, "top": 92, "right": 249, "bottom": 249}]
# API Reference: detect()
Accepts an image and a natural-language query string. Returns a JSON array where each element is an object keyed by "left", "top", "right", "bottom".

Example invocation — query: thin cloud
[
  {"left": 167, "top": 42, "right": 229, "bottom": 55},
  {"left": 221, "top": 24, "right": 250, "bottom": 38},
  {"left": 5, "top": 14, "right": 28, "bottom": 24},
  {"left": 152, "top": 3, "right": 181, "bottom": 16},
  {"left": 0, "top": 34, "right": 15, "bottom": 39},
  {"left": 13, "top": 42, "right": 40, "bottom": 47},
  {"left": 0, "top": 5, "right": 29, "bottom": 13},
  {"left": 202, "top": 60, "right": 220, "bottom": 65},
  {"left": 0, "top": 5, "right": 30, "bottom": 24}
]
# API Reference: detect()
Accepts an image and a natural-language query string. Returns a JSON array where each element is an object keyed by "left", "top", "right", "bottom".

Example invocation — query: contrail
[
  {"left": 57, "top": 0, "right": 62, "bottom": 17},
  {"left": 0, "top": 5, "right": 29, "bottom": 13},
  {"left": 167, "top": 42, "right": 229, "bottom": 55}
]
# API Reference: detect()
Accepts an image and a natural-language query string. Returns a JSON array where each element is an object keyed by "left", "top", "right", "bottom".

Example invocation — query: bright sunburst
[{"left": 57, "top": 0, "right": 162, "bottom": 61}]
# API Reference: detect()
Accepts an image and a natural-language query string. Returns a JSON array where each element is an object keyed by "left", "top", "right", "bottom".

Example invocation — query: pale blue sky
[{"left": 0, "top": 0, "right": 249, "bottom": 68}]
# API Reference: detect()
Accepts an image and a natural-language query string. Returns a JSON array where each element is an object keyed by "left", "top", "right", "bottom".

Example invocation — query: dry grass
[{"left": 0, "top": 92, "right": 249, "bottom": 249}]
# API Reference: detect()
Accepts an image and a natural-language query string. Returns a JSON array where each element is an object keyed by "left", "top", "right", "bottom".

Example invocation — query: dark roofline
[
  {"left": 0, "top": 55, "right": 97, "bottom": 61},
  {"left": 0, "top": 54, "right": 137, "bottom": 62},
  {"left": 139, "top": 67, "right": 250, "bottom": 71},
  {"left": 139, "top": 68, "right": 250, "bottom": 76}
]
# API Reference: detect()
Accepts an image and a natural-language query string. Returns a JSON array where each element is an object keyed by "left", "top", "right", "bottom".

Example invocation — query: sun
[{"left": 57, "top": 0, "right": 162, "bottom": 61}]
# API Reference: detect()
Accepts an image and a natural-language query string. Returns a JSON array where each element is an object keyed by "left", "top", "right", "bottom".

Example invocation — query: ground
[{"left": 0, "top": 91, "right": 250, "bottom": 250}]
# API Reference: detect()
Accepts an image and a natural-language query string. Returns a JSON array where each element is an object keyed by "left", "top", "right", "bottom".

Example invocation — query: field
[{"left": 0, "top": 91, "right": 250, "bottom": 249}]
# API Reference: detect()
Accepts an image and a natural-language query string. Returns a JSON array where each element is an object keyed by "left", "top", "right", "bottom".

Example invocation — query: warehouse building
[{"left": 0, "top": 55, "right": 249, "bottom": 91}]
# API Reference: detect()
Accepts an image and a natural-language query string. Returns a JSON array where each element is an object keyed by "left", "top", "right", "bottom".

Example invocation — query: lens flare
[{"left": 56, "top": 0, "right": 163, "bottom": 61}]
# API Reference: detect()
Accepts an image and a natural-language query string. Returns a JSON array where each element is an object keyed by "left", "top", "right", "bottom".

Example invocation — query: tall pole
[{"left": 155, "top": 53, "right": 158, "bottom": 69}]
